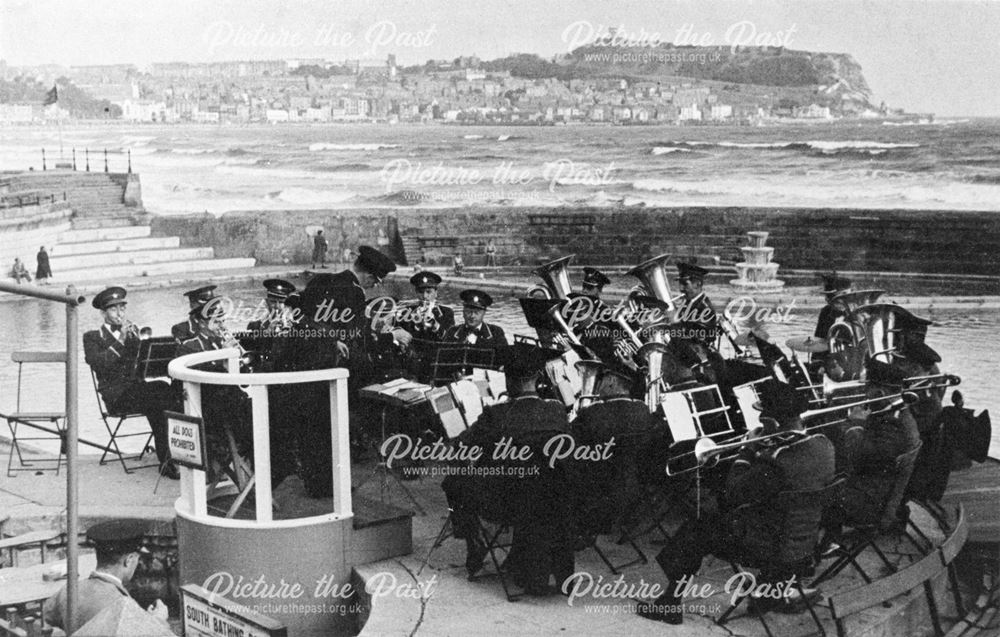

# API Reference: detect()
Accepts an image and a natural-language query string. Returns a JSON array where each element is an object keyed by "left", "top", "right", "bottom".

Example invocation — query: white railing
[{"left": 168, "top": 349, "right": 351, "bottom": 526}]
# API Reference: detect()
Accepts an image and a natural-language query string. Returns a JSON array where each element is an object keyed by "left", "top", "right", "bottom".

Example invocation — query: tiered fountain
[{"left": 730, "top": 230, "right": 785, "bottom": 291}]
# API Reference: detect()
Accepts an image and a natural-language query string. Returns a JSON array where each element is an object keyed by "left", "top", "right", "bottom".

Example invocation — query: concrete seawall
[{"left": 150, "top": 206, "right": 1000, "bottom": 277}]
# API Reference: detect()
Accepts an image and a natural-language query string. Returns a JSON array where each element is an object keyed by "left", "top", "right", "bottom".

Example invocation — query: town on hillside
[{"left": 0, "top": 49, "right": 921, "bottom": 125}]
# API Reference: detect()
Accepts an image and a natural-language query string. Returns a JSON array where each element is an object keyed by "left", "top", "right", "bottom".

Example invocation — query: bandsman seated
[
  {"left": 84, "top": 287, "right": 181, "bottom": 479},
  {"left": 826, "top": 359, "right": 920, "bottom": 537},
  {"left": 638, "top": 380, "right": 835, "bottom": 624},
  {"left": 441, "top": 344, "right": 573, "bottom": 596},
  {"left": 175, "top": 299, "right": 253, "bottom": 468},
  {"left": 571, "top": 361, "right": 665, "bottom": 534},
  {"left": 442, "top": 289, "right": 508, "bottom": 375},
  {"left": 171, "top": 285, "right": 217, "bottom": 343}
]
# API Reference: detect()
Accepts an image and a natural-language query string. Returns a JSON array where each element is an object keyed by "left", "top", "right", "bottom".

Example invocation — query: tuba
[
  {"left": 626, "top": 254, "right": 682, "bottom": 312},
  {"left": 528, "top": 255, "right": 575, "bottom": 299},
  {"left": 827, "top": 289, "right": 886, "bottom": 354}
]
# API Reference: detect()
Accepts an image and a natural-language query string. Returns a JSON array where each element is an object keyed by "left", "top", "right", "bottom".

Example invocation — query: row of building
[{"left": 1, "top": 57, "right": 861, "bottom": 125}]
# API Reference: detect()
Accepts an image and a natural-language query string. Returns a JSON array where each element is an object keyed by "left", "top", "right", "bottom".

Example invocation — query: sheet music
[
  {"left": 450, "top": 379, "right": 484, "bottom": 425},
  {"left": 661, "top": 392, "right": 698, "bottom": 442}
]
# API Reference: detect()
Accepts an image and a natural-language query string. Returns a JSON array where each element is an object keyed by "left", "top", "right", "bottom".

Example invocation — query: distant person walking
[
  {"left": 312, "top": 229, "right": 328, "bottom": 269},
  {"left": 485, "top": 239, "right": 498, "bottom": 268},
  {"left": 11, "top": 257, "right": 31, "bottom": 284},
  {"left": 35, "top": 246, "right": 52, "bottom": 283}
]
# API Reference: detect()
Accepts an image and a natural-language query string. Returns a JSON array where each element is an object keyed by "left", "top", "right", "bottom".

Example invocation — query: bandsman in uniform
[
  {"left": 814, "top": 275, "right": 851, "bottom": 339},
  {"left": 638, "top": 381, "right": 835, "bottom": 624},
  {"left": 246, "top": 278, "right": 296, "bottom": 335},
  {"left": 571, "top": 361, "right": 665, "bottom": 534},
  {"left": 84, "top": 287, "right": 180, "bottom": 479},
  {"left": 442, "top": 289, "right": 508, "bottom": 373},
  {"left": 832, "top": 359, "right": 920, "bottom": 534},
  {"left": 580, "top": 267, "right": 611, "bottom": 300},
  {"left": 673, "top": 262, "right": 719, "bottom": 344},
  {"left": 176, "top": 299, "right": 253, "bottom": 464},
  {"left": 305, "top": 245, "right": 411, "bottom": 392},
  {"left": 441, "top": 344, "right": 573, "bottom": 595},
  {"left": 171, "top": 285, "right": 217, "bottom": 343},
  {"left": 397, "top": 271, "right": 455, "bottom": 342}
]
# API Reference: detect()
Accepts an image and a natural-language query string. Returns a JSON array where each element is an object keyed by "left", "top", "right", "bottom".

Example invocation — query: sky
[{"left": 2, "top": 0, "right": 999, "bottom": 116}]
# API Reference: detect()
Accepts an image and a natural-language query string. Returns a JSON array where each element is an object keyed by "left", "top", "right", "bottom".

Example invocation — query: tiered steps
[{"left": 53, "top": 225, "right": 255, "bottom": 283}]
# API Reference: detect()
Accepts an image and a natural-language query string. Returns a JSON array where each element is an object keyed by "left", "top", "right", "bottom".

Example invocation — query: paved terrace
[{"left": 1, "top": 439, "right": 980, "bottom": 636}]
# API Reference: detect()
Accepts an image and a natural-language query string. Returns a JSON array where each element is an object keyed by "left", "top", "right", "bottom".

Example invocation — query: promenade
[{"left": 1, "top": 438, "right": 978, "bottom": 636}]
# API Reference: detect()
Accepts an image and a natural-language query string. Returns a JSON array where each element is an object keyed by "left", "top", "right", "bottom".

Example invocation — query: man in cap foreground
[
  {"left": 441, "top": 343, "right": 574, "bottom": 595},
  {"left": 44, "top": 519, "right": 170, "bottom": 635},
  {"left": 638, "top": 381, "right": 834, "bottom": 624},
  {"left": 84, "top": 287, "right": 181, "bottom": 479}
]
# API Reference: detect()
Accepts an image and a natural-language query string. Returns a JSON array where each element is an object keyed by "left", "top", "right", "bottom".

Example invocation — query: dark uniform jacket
[
  {"left": 176, "top": 329, "right": 227, "bottom": 372},
  {"left": 674, "top": 292, "right": 720, "bottom": 345},
  {"left": 814, "top": 304, "right": 848, "bottom": 339},
  {"left": 725, "top": 432, "right": 836, "bottom": 563},
  {"left": 840, "top": 406, "right": 920, "bottom": 526},
  {"left": 171, "top": 318, "right": 196, "bottom": 343},
  {"left": 396, "top": 301, "right": 455, "bottom": 342},
  {"left": 571, "top": 397, "right": 665, "bottom": 531},
  {"left": 84, "top": 325, "right": 141, "bottom": 406},
  {"left": 442, "top": 322, "right": 508, "bottom": 370},
  {"left": 454, "top": 394, "right": 569, "bottom": 521}
]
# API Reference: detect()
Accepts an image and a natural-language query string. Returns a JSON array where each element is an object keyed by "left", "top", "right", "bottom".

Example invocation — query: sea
[
  {"left": 0, "top": 120, "right": 997, "bottom": 458},
  {"left": 2, "top": 118, "right": 1000, "bottom": 213}
]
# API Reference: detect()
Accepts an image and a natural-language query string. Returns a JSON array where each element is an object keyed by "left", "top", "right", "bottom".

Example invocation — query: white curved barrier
[{"left": 168, "top": 348, "right": 352, "bottom": 526}]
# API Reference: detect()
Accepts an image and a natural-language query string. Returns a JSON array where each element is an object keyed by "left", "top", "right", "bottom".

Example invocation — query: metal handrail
[{"left": 0, "top": 282, "right": 84, "bottom": 632}]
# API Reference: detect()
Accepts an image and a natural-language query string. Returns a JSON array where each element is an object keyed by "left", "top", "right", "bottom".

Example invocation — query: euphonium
[
  {"left": 626, "top": 253, "right": 680, "bottom": 312},
  {"left": 574, "top": 359, "right": 604, "bottom": 410},
  {"left": 529, "top": 255, "right": 575, "bottom": 300},
  {"left": 546, "top": 301, "right": 584, "bottom": 347},
  {"left": 638, "top": 341, "right": 671, "bottom": 412}
]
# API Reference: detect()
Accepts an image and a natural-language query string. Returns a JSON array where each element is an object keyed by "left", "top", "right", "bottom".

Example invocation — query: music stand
[
  {"left": 137, "top": 337, "right": 177, "bottom": 380},
  {"left": 427, "top": 343, "right": 497, "bottom": 386},
  {"left": 355, "top": 379, "right": 432, "bottom": 515}
]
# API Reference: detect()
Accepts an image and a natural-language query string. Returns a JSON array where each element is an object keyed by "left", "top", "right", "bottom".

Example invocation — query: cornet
[{"left": 121, "top": 320, "right": 150, "bottom": 340}]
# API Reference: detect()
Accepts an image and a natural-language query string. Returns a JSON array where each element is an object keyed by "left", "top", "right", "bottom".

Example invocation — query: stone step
[
  {"left": 50, "top": 247, "right": 215, "bottom": 270},
  {"left": 60, "top": 226, "right": 152, "bottom": 242},
  {"left": 56, "top": 257, "right": 256, "bottom": 282},
  {"left": 54, "top": 236, "right": 181, "bottom": 256},
  {"left": 69, "top": 217, "right": 138, "bottom": 229}
]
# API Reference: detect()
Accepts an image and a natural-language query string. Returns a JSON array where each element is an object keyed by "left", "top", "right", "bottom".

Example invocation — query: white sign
[
  {"left": 182, "top": 584, "right": 286, "bottom": 637},
  {"left": 166, "top": 411, "right": 207, "bottom": 471}
]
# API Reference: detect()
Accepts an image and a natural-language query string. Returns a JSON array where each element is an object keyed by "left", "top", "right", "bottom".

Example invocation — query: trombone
[
  {"left": 665, "top": 390, "right": 918, "bottom": 476},
  {"left": 796, "top": 372, "right": 961, "bottom": 400}
]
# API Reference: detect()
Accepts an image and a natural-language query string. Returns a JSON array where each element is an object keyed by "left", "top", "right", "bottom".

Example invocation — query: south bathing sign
[{"left": 182, "top": 584, "right": 287, "bottom": 637}]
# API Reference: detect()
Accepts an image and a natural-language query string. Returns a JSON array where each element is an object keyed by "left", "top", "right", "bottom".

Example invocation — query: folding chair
[
  {"left": 471, "top": 515, "right": 521, "bottom": 602},
  {"left": 3, "top": 351, "right": 67, "bottom": 477},
  {"left": 717, "top": 477, "right": 845, "bottom": 637},
  {"left": 812, "top": 443, "right": 923, "bottom": 586},
  {"left": 90, "top": 369, "right": 158, "bottom": 473}
]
